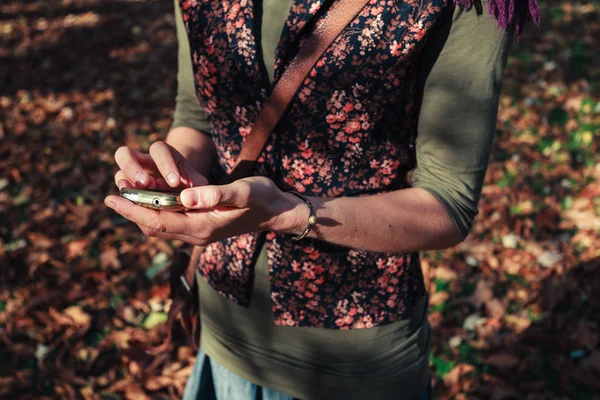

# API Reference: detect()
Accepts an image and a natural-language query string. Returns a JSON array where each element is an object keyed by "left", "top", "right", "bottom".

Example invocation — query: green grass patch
[
  {"left": 497, "top": 171, "right": 517, "bottom": 188},
  {"left": 528, "top": 308, "right": 546, "bottom": 323},
  {"left": 142, "top": 311, "right": 168, "bottom": 329},
  {"left": 548, "top": 107, "right": 569, "bottom": 126},
  {"left": 431, "top": 301, "right": 448, "bottom": 314},
  {"left": 459, "top": 343, "right": 483, "bottom": 366},
  {"left": 85, "top": 328, "right": 108, "bottom": 347},
  {"left": 430, "top": 353, "right": 456, "bottom": 380},
  {"left": 110, "top": 293, "right": 124, "bottom": 309},
  {"left": 562, "top": 196, "right": 573, "bottom": 210},
  {"left": 506, "top": 273, "right": 528, "bottom": 287},
  {"left": 458, "top": 282, "right": 476, "bottom": 297},
  {"left": 434, "top": 277, "right": 451, "bottom": 293},
  {"left": 506, "top": 300, "right": 522, "bottom": 314}
]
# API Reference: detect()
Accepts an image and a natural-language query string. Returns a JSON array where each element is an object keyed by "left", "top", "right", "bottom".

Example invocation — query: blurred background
[{"left": 0, "top": 0, "right": 599, "bottom": 399}]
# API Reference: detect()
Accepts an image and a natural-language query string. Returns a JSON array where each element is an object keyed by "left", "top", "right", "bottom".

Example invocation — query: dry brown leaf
[
  {"left": 563, "top": 210, "right": 600, "bottom": 230},
  {"left": 100, "top": 247, "right": 121, "bottom": 269},
  {"left": 430, "top": 291, "right": 449, "bottom": 305},
  {"left": 443, "top": 363, "right": 476, "bottom": 387},
  {"left": 65, "top": 239, "right": 88, "bottom": 261},
  {"left": 434, "top": 266, "right": 457, "bottom": 281},
  {"left": 105, "top": 379, "right": 132, "bottom": 393},
  {"left": 573, "top": 323, "right": 600, "bottom": 350},
  {"left": 485, "top": 298, "right": 506, "bottom": 319},
  {"left": 485, "top": 353, "right": 519, "bottom": 369},
  {"left": 573, "top": 352, "right": 600, "bottom": 390},
  {"left": 470, "top": 281, "right": 494, "bottom": 309},
  {"left": 124, "top": 383, "right": 151, "bottom": 400},
  {"left": 63, "top": 306, "right": 91, "bottom": 329},
  {"left": 177, "top": 346, "right": 195, "bottom": 362},
  {"left": 504, "top": 314, "right": 531, "bottom": 333},
  {"left": 491, "top": 384, "right": 523, "bottom": 400},
  {"left": 26, "top": 232, "right": 54, "bottom": 249},
  {"left": 79, "top": 386, "right": 94, "bottom": 400},
  {"left": 144, "top": 375, "right": 173, "bottom": 391},
  {"left": 106, "top": 330, "right": 133, "bottom": 350},
  {"left": 173, "top": 364, "right": 195, "bottom": 380}
]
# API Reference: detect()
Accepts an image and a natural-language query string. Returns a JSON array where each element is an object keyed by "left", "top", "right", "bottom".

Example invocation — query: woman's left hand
[{"left": 104, "top": 176, "right": 305, "bottom": 245}]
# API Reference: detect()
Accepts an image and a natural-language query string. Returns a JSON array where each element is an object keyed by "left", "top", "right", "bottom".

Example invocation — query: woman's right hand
[{"left": 113, "top": 141, "right": 209, "bottom": 191}]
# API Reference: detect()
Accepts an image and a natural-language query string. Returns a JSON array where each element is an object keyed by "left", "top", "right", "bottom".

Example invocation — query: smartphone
[{"left": 120, "top": 188, "right": 186, "bottom": 212}]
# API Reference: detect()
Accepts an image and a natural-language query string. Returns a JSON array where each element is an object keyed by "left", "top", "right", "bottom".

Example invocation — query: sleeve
[
  {"left": 412, "top": 3, "right": 514, "bottom": 240},
  {"left": 171, "top": 0, "right": 212, "bottom": 134}
]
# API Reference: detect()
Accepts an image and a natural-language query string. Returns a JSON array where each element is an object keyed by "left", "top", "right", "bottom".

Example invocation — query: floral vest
[{"left": 179, "top": 0, "right": 446, "bottom": 329}]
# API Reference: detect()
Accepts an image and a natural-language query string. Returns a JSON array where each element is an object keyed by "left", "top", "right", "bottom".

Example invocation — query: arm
[
  {"left": 289, "top": 6, "right": 515, "bottom": 252},
  {"left": 106, "top": 4, "right": 514, "bottom": 252},
  {"left": 274, "top": 4, "right": 515, "bottom": 253}
]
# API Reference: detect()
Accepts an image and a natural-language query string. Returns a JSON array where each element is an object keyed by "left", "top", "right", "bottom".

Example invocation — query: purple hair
[{"left": 453, "top": 0, "right": 540, "bottom": 36}]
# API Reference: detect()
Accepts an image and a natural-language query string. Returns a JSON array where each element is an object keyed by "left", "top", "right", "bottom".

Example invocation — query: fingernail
[
  {"left": 106, "top": 200, "right": 117, "bottom": 209},
  {"left": 181, "top": 190, "right": 198, "bottom": 207},
  {"left": 167, "top": 171, "right": 179, "bottom": 186},
  {"left": 135, "top": 172, "right": 147, "bottom": 186}
]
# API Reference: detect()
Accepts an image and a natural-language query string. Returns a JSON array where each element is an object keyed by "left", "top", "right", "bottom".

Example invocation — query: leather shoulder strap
[{"left": 228, "top": 0, "right": 371, "bottom": 181}]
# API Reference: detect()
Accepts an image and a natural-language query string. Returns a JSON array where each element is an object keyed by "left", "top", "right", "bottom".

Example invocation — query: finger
[
  {"left": 180, "top": 182, "right": 250, "bottom": 210},
  {"left": 114, "top": 171, "right": 172, "bottom": 192},
  {"left": 149, "top": 142, "right": 209, "bottom": 188},
  {"left": 158, "top": 142, "right": 209, "bottom": 188},
  {"left": 176, "top": 157, "right": 210, "bottom": 188},
  {"left": 137, "top": 224, "right": 203, "bottom": 245},
  {"left": 149, "top": 141, "right": 181, "bottom": 188},
  {"left": 114, "top": 146, "right": 155, "bottom": 188},
  {"left": 154, "top": 177, "right": 173, "bottom": 191},
  {"left": 114, "top": 171, "right": 134, "bottom": 189},
  {"left": 105, "top": 195, "right": 188, "bottom": 233}
]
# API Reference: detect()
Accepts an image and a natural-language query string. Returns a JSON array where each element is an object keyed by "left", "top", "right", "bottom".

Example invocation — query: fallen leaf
[
  {"left": 100, "top": 247, "right": 121, "bottom": 269},
  {"left": 470, "top": 281, "right": 494, "bottom": 309},
  {"left": 463, "top": 314, "right": 487, "bottom": 331},
  {"left": 142, "top": 311, "right": 168, "bottom": 329},
  {"left": 430, "top": 291, "right": 449, "bottom": 305},
  {"left": 573, "top": 323, "right": 599, "bottom": 350},
  {"left": 434, "top": 266, "right": 457, "bottom": 281},
  {"left": 144, "top": 375, "right": 173, "bottom": 391},
  {"left": 491, "top": 384, "right": 523, "bottom": 400},
  {"left": 485, "top": 298, "right": 506, "bottom": 319},
  {"left": 485, "top": 353, "right": 520, "bottom": 369},
  {"left": 537, "top": 251, "right": 563, "bottom": 268},
  {"left": 124, "top": 383, "right": 151, "bottom": 400},
  {"left": 63, "top": 306, "right": 91, "bottom": 330},
  {"left": 26, "top": 232, "right": 54, "bottom": 249},
  {"left": 65, "top": 239, "right": 88, "bottom": 261},
  {"left": 443, "top": 363, "right": 475, "bottom": 387},
  {"left": 563, "top": 210, "right": 600, "bottom": 230}
]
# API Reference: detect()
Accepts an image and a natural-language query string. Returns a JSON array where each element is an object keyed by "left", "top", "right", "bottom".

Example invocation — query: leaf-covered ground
[{"left": 1, "top": 0, "right": 599, "bottom": 399}]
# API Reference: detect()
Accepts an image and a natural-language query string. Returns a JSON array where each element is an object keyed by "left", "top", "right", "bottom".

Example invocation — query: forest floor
[{"left": 1, "top": 0, "right": 599, "bottom": 398}]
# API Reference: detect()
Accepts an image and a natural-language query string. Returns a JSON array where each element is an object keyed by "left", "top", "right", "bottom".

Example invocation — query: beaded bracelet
[{"left": 287, "top": 191, "right": 318, "bottom": 241}]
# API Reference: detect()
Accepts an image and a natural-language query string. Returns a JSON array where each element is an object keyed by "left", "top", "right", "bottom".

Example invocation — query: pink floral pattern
[{"left": 180, "top": 0, "right": 446, "bottom": 328}]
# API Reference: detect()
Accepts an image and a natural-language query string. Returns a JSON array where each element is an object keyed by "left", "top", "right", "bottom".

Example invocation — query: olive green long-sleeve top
[
  {"left": 173, "top": 1, "right": 513, "bottom": 398},
  {"left": 173, "top": 0, "right": 513, "bottom": 240}
]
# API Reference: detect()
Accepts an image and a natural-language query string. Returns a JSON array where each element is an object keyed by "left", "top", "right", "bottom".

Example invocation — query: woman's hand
[
  {"left": 113, "top": 141, "right": 209, "bottom": 190},
  {"left": 104, "top": 176, "right": 306, "bottom": 246}
]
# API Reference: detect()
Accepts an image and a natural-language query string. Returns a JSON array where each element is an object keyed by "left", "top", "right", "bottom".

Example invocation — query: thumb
[{"left": 180, "top": 183, "right": 247, "bottom": 210}]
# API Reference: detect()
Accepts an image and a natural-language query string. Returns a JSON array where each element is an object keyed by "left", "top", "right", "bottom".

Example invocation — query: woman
[{"left": 105, "top": 0, "right": 538, "bottom": 398}]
